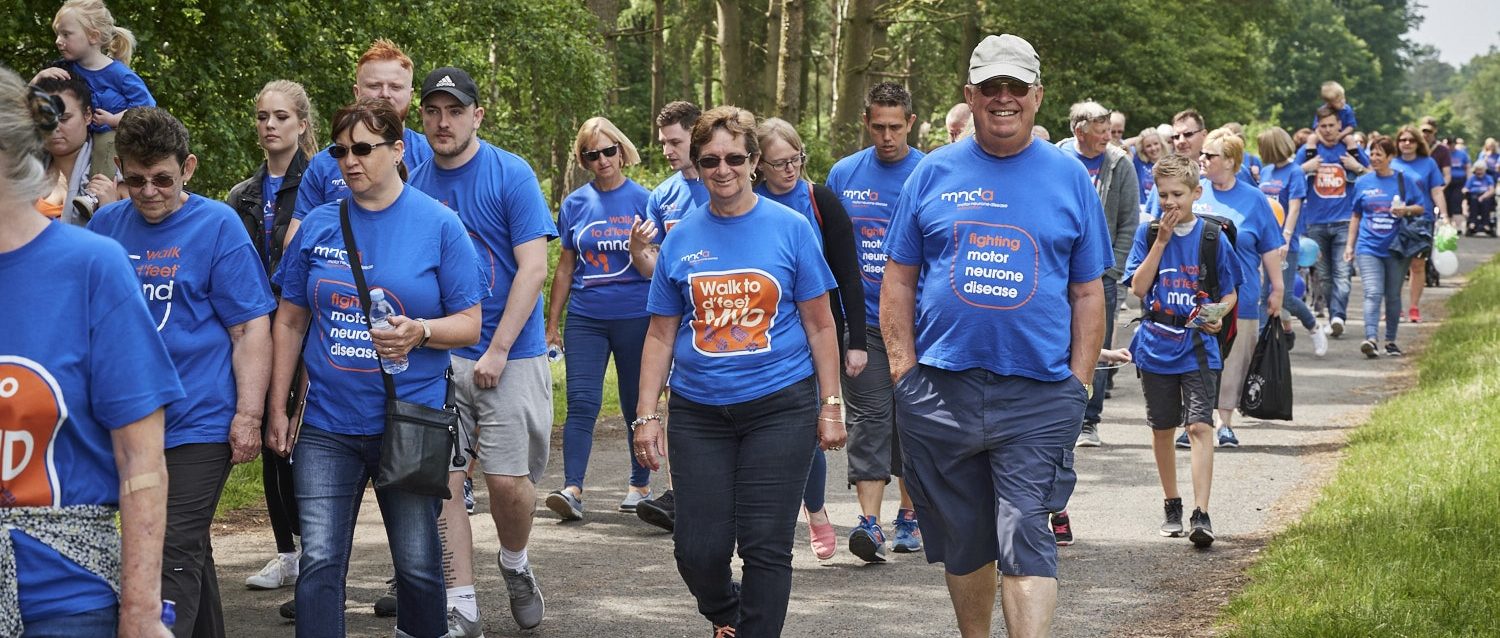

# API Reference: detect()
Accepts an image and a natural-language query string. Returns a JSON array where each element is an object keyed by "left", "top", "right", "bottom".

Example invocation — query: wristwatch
[
  {"left": 821, "top": 395, "right": 843, "bottom": 407},
  {"left": 1083, "top": 383, "right": 1095, "bottom": 400},
  {"left": 416, "top": 318, "right": 432, "bottom": 348}
]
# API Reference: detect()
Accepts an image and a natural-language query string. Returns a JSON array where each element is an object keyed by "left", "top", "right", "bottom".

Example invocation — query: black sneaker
[
  {"left": 1385, "top": 342, "right": 1404, "bottom": 357},
  {"left": 1189, "top": 508, "right": 1215, "bottom": 548},
  {"left": 1360, "top": 339, "right": 1379, "bottom": 358},
  {"left": 1160, "top": 498, "right": 1184, "bottom": 537},
  {"left": 374, "top": 577, "right": 397, "bottom": 617},
  {"left": 637, "top": 489, "right": 676, "bottom": 532},
  {"left": 1050, "top": 511, "right": 1074, "bottom": 546},
  {"left": 278, "top": 597, "right": 296, "bottom": 619}
]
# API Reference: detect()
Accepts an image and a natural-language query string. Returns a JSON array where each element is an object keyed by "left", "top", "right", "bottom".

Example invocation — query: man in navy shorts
[{"left": 881, "top": 33, "right": 1110, "bottom": 638}]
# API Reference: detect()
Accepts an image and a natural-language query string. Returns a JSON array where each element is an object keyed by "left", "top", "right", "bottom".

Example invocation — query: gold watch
[
  {"left": 1083, "top": 383, "right": 1095, "bottom": 400},
  {"left": 821, "top": 395, "right": 843, "bottom": 407}
]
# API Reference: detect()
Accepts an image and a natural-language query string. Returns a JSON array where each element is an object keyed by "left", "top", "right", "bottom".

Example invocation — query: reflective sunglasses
[
  {"left": 581, "top": 144, "right": 620, "bottom": 162},
  {"left": 121, "top": 174, "right": 178, "bottom": 189},
  {"left": 696, "top": 154, "right": 751, "bottom": 169},
  {"left": 329, "top": 140, "right": 395, "bottom": 159},
  {"left": 977, "top": 78, "right": 1033, "bottom": 98},
  {"left": 1171, "top": 129, "right": 1203, "bottom": 142},
  {"left": 762, "top": 153, "right": 805, "bottom": 171}
]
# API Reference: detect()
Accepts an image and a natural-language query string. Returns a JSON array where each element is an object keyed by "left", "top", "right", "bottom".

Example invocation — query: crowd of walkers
[{"left": 1, "top": 3, "right": 1488, "bottom": 636}]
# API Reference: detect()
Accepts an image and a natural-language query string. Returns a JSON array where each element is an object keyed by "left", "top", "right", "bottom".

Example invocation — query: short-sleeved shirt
[
  {"left": 1134, "top": 156, "right": 1156, "bottom": 207},
  {"left": 1301, "top": 143, "right": 1370, "bottom": 226},
  {"left": 62, "top": 59, "right": 154, "bottom": 133},
  {"left": 647, "top": 171, "right": 710, "bottom": 236},
  {"left": 409, "top": 141, "right": 556, "bottom": 360},
  {"left": 1465, "top": 174, "right": 1495, "bottom": 194},
  {"left": 825, "top": 145, "right": 925, "bottom": 326},
  {"left": 1450, "top": 148, "right": 1471, "bottom": 181},
  {"left": 2, "top": 222, "right": 183, "bottom": 622},
  {"left": 556, "top": 178, "right": 651, "bottom": 319},
  {"left": 1259, "top": 162, "right": 1309, "bottom": 246},
  {"left": 1352, "top": 170, "right": 1423, "bottom": 258},
  {"left": 754, "top": 180, "right": 822, "bottom": 247},
  {"left": 647, "top": 197, "right": 836, "bottom": 405},
  {"left": 1192, "top": 178, "right": 1285, "bottom": 320},
  {"left": 293, "top": 129, "right": 433, "bottom": 220},
  {"left": 1122, "top": 219, "right": 1240, "bottom": 374},
  {"left": 884, "top": 138, "right": 1112, "bottom": 382},
  {"left": 88, "top": 194, "right": 277, "bottom": 447},
  {"left": 1237, "top": 154, "right": 1263, "bottom": 186},
  {"left": 274, "top": 186, "right": 487, "bottom": 435},
  {"left": 1310, "top": 103, "right": 1358, "bottom": 132},
  {"left": 1391, "top": 155, "right": 1445, "bottom": 219}
]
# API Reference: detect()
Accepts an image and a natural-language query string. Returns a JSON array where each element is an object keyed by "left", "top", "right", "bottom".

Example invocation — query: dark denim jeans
[
  {"left": 669, "top": 376, "right": 818, "bottom": 637},
  {"left": 20, "top": 604, "right": 114, "bottom": 637},
  {"left": 292, "top": 424, "right": 446, "bottom": 638},
  {"left": 562, "top": 312, "right": 650, "bottom": 489},
  {"left": 1083, "top": 277, "right": 1118, "bottom": 425}
]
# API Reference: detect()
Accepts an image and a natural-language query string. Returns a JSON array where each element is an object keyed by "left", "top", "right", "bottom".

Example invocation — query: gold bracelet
[{"left": 818, "top": 416, "right": 843, "bottom": 422}]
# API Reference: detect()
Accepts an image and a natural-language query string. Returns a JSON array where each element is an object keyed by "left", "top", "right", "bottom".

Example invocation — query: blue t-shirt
[
  {"left": 274, "top": 186, "right": 487, "bottom": 435},
  {"left": 1465, "top": 173, "right": 1495, "bottom": 195},
  {"left": 1310, "top": 103, "right": 1358, "bottom": 132},
  {"left": 1076, "top": 152, "right": 1104, "bottom": 186},
  {"left": 1192, "top": 178, "right": 1285, "bottom": 320},
  {"left": 1134, "top": 156, "right": 1156, "bottom": 206},
  {"left": 1122, "top": 219, "right": 1240, "bottom": 374},
  {"left": 293, "top": 128, "right": 433, "bottom": 220},
  {"left": 825, "top": 145, "right": 925, "bottom": 327},
  {"left": 1450, "top": 148, "right": 1471, "bottom": 181},
  {"left": 1391, "top": 155, "right": 1444, "bottom": 219},
  {"left": 1352, "top": 171, "right": 1423, "bottom": 258},
  {"left": 408, "top": 141, "right": 556, "bottom": 360},
  {"left": 557, "top": 178, "right": 651, "bottom": 320},
  {"left": 1481, "top": 152, "right": 1500, "bottom": 177},
  {"left": 63, "top": 59, "right": 154, "bottom": 133},
  {"left": 885, "top": 138, "right": 1112, "bottom": 382},
  {"left": 261, "top": 174, "right": 285, "bottom": 269},
  {"left": 88, "top": 195, "right": 277, "bottom": 448},
  {"left": 753, "top": 180, "right": 822, "bottom": 247},
  {"left": 1237, "top": 154, "right": 1263, "bottom": 186},
  {"left": 1301, "top": 144, "right": 1370, "bottom": 226},
  {"left": 2, "top": 223, "right": 182, "bottom": 622},
  {"left": 1259, "top": 162, "right": 1309, "bottom": 247},
  {"left": 647, "top": 197, "right": 836, "bottom": 405},
  {"left": 646, "top": 171, "right": 710, "bottom": 236}
]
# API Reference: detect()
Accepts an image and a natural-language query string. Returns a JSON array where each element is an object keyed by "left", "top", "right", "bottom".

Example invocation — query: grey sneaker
[
  {"left": 1189, "top": 508, "right": 1215, "bottom": 548},
  {"left": 447, "top": 607, "right": 485, "bottom": 638},
  {"left": 1160, "top": 497, "right": 1184, "bottom": 537},
  {"left": 619, "top": 489, "right": 651, "bottom": 513},
  {"left": 544, "top": 489, "right": 584, "bottom": 521},
  {"left": 500, "top": 563, "right": 545, "bottom": 630},
  {"left": 1076, "top": 422, "right": 1102, "bottom": 447}
]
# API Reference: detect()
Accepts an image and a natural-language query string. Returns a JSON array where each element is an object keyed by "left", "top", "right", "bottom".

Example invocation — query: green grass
[{"left": 1219, "top": 256, "right": 1500, "bottom": 637}]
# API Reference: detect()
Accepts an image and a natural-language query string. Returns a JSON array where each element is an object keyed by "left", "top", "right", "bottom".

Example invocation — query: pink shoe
[{"left": 808, "top": 511, "right": 837, "bottom": 560}]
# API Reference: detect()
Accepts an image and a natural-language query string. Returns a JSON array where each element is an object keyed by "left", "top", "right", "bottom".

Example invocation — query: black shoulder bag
[
  {"left": 339, "top": 200, "right": 465, "bottom": 499},
  {"left": 1389, "top": 173, "right": 1434, "bottom": 260}
]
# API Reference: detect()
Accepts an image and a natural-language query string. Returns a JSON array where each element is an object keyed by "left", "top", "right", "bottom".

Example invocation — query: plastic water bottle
[
  {"left": 547, "top": 343, "right": 565, "bottom": 363},
  {"left": 161, "top": 600, "right": 176, "bottom": 628},
  {"left": 368, "top": 289, "right": 408, "bottom": 374}
]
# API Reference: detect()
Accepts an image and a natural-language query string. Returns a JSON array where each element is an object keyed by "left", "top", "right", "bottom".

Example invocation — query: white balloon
[{"left": 1433, "top": 250, "right": 1459, "bottom": 277}]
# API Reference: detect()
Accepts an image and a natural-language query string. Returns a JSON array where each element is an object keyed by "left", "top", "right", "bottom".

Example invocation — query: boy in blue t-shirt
[
  {"left": 1464, "top": 162, "right": 1497, "bottom": 236},
  {"left": 1311, "top": 81, "right": 1358, "bottom": 149},
  {"left": 1123, "top": 155, "right": 1239, "bottom": 548}
]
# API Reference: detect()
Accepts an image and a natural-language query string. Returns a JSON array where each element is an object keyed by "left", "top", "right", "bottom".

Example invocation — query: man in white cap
[{"left": 881, "top": 34, "right": 1109, "bottom": 637}]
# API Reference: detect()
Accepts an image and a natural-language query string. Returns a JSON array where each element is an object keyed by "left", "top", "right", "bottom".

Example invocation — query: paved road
[{"left": 213, "top": 235, "right": 1499, "bottom": 637}]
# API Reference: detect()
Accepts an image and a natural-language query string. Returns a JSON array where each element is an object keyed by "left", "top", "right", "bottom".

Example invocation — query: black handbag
[
  {"left": 1388, "top": 173, "right": 1434, "bottom": 260},
  {"left": 1240, "top": 319, "right": 1294, "bottom": 421},
  {"left": 339, "top": 201, "right": 465, "bottom": 499}
]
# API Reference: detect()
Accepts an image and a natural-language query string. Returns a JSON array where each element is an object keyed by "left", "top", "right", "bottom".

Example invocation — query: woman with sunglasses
[
  {"left": 1343, "top": 135, "right": 1425, "bottom": 359},
  {"left": 1390, "top": 125, "right": 1445, "bottom": 324},
  {"left": 633, "top": 106, "right": 846, "bottom": 637},
  {"left": 750, "top": 117, "right": 866, "bottom": 561},
  {"left": 542, "top": 117, "right": 654, "bottom": 521},
  {"left": 264, "top": 98, "right": 485, "bottom": 638}
]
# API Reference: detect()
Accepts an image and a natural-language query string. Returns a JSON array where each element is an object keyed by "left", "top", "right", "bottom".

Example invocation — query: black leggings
[{"left": 262, "top": 421, "right": 300, "bottom": 553}]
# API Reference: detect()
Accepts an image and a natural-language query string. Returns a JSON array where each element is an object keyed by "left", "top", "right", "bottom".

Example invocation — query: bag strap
[
  {"left": 1397, "top": 170, "right": 1407, "bottom": 204},
  {"left": 806, "top": 181, "right": 823, "bottom": 228},
  {"left": 339, "top": 200, "right": 399, "bottom": 403},
  {"left": 1199, "top": 217, "right": 1221, "bottom": 301}
]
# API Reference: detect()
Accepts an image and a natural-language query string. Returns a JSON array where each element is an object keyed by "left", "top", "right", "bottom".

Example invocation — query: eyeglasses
[
  {"left": 762, "top": 153, "right": 805, "bottom": 171},
  {"left": 696, "top": 154, "right": 751, "bottom": 169},
  {"left": 977, "top": 78, "right": 1033, "bottom": 98},
  {"left": 328, "top": 140, "right": 395, "bottom": 159},
  {"left": 1397, "top": 138, "right": 1416, "bottom": 143},
  {"left": 121, "top": 173, "right": 178, "bottom": 189},
  {"left": 581, "top": 144, "right": 619, "bottom": 163},
  {"left": 1171, "top": 129, "right": 1203, "bottom": 142},
  {"left": 1200, "top": 152, "right": 1221, "bottom": 160},
  {"left": 1420, "top": 129, "right": 1435, "bottom": 135}
]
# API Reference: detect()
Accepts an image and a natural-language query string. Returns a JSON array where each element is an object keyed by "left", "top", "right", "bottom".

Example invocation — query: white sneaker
[
  {"left": 1310, "top": 324, "right": 1329, "bottom": 357},
  {"left": 245, "top": 552, "right": 299, "bottom": 590},
  {"left": 1329, "top": 317, "right": 1345, "bottom": 338}
]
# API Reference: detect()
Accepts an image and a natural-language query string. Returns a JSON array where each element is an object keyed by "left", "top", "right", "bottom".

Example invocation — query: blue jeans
[
  {"left": 1306, "top": 222, "right": 1353, "bottom": 321},
  {"left": 562, "top": 312, "right": 649, "bottom": 489},
  {"left": 669, "top": 376, "right": 818, "bottom": 637},
  {"left": 1083, "top": 277, "right": 1118, "bottom": 425},
  {"left": 1261, "top": 250, "right": 1316, "bottom": 331},
  {"left": 1356, "top": 252, "right": 1409, "bottom": 342},
  {"left": 21, "top": 604, "right": 115, "bottom": 637},
  {"left": 292, "top": 424, "right": 446, "bottom": 638}
]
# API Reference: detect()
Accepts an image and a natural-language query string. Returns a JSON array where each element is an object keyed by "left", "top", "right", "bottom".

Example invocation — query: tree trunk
[
  {"left": 763, "top": 0, "right": 782, "bottom": 114},
  {"left": 775, "top": 0, "right": 804, "bottom": 121},
  {"left": 831, "top": 0, "right": 876, "bottom": 156},
  {"left": 716, "top": 0, "right": 745, "bottom": 107},
  {"left": 702, "top": 22, "right": 715, "bottom": 108},
  {"left": 650, "top": 0, "right": 665, "bottom": 141},
  {"left": 959, "top": 0, "right": 981, "bottom": 86},
  {"left": 586, "top": 0, "right": 621, "bottom": 107}
]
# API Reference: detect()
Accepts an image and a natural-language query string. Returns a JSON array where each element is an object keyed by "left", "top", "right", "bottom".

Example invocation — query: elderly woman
[
  {"left": 1186, "top": 129, "right": 1284, "bottom": 449},
  {"left": 265, "top": 98, "right": 485, "bottom": 638},
  {"left": 543, "top": 116, "right": 654, "bottom": 520},
  {"left": 87, "top": 106, "right": 275, "bottom": 638},
  {"left": 1344, "top": 135, "right": 1425, "bottom": 358},
  {"left": 633, "top": 106, "right": 846, "bottom": 637},
  {"left": 1390, "top": 125, "right": 1445, "bottom": 324},
  {"left": 1257, "top": 126, "right": 1324, "bottom": 355},
  {"left": 0, "top": 64, "right": 181, "bottom": 638},
  {"left": 751, "top": 117, "right": 867, "bottom": 560},
  {"left": 227, "top": 79, "right": 318, "bottom": 591},
  {"left": 1132, "top": 127, "right": 1166, "bottom": 209},
  {"left": 32, "top": 74, "right": 117, "bottom": 224}
]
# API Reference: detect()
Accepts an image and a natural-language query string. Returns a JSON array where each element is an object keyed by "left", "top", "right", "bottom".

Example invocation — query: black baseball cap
[{"left": 421, "top": 67, "right": 479, "bottom": 106}]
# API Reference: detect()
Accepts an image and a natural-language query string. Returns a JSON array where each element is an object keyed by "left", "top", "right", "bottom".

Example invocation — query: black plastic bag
[{"left": 1240, "top": 319, "right": 1293, "bottom": 421}]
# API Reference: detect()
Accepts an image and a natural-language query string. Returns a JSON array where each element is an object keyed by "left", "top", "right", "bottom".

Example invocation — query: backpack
[{"left": 1142, "top": 213, "right": 1240, "bottom": 365}]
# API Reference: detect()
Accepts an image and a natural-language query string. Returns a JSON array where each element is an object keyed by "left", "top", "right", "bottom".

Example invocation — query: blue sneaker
[
  {"left": 1218, "top": 426, "right": 1240, "bottom": 448},
  {"left": 891, "top": 508, "right": 922, "bottom": 553},
  {"left": 545, "top": 489, "right": 584, "bottom": 521},
  {"left": 1175, "top": 429, "right": 1190, "bottom": 449},
  {"left": 848, "top": 515, "right": 887, "bottom": 563}
]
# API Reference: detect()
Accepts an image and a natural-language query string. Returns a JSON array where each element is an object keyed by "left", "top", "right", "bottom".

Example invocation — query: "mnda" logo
[{"left": 940, "top": 188, "right": 995, "bottom": 203}]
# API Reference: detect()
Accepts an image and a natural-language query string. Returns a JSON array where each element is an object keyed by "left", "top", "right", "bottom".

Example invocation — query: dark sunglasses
[
  {"left": 329, "top": 140, "right": 395, "bottom": 159},
  {"left": 122, "top": 174, "right": 178, "bottom": 189},
  {"left": 696, "top": 154, "right": 751, "bottom": 169},
  {"left": 1397, "top": 137, "right": 1416, "bottom": 143},
  {"left": 1171, "top": 129, "right": 1203, "bottom": 142},
  {"left": 977, "top": 78, "right": 1033, "bottom": 98},
  {"left": 581, "top": 144, "right": 620, "bottom": 162},
  {"left": 1200, "top": 152, "right": 1221, "bottom": 160}
]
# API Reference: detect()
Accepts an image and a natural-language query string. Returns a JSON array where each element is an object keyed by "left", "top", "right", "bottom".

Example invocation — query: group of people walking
[{"left": 1, "top": 3, "right": 1478, "bottom": 636}]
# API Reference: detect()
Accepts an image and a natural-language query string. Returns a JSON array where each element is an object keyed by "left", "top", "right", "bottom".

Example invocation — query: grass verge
[{"left": 1219, "top": 256, "right": 1500, "bottom": 636}]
